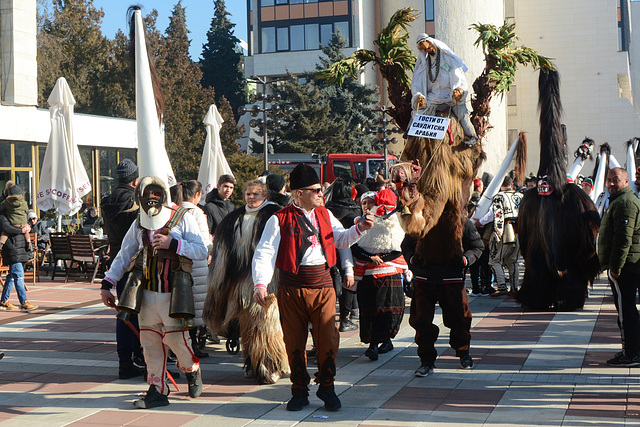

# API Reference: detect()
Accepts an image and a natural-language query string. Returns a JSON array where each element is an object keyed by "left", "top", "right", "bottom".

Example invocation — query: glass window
[
  {"left": 261, "top": 0, "right": 275, "bottom": 6},
  {"left": 305, "top": 23, "right": 319, "bottom": 50},
  {"left": 353, "top": 161, "right": 365, "bottom": 183},
  {"left": 276, "top": 0, "right": 288, "bottom": 3},
  {"left": 305, "top": 0, "right": 318, "bottom": 3},
  {"left": 290, "top": 25, "right": 304, "bottom": 51},
  {"left": 334, "top": 21, "right": 349, "bottom": 45},
  {"left": 0, "top": 142, "right": 10, "bottom": 167},
  {"left": 425, "top": 0, "right": 434, "bottom": 21},
  {"left": 99, "top": 148, "right": 117, "bottom": 200},
  {"left": 15, "top": 171, "right": 33, "bottom": 209},
  {"left": 0, "top": 171, "right": 10, "bottom": 196},
  {"left": 368, "top": 159, "right": 387, "bottom": 179},
  {"left": 261, "top": 27, "right": 276, "bottom": 53},
  {"left": 14, "top": 142, "right": 32, "bottom": 168},
  {"left": 119, "top": 149, "right": 136, "bottom": 163},
  {"left": 277, "top": 27, "right": 289, "bottom": 51},
  {"left": 320, "top": 23, "right": 332, "bottom": 47},
  {"left": 333, "top": 161, "right": 352, "bottom": 180},
  {"left": 290, "top": 0, "right": 303, "bottom": 3}
]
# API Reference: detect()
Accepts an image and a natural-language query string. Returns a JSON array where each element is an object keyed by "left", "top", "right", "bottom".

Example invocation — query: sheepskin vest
[{"left": 275, "top": 204, "right": 336, "bottom": 274}]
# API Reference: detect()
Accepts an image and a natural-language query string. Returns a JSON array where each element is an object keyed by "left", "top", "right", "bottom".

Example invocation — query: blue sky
[{"left": 91, "top": 1, "right": 248, "bottom": 60}]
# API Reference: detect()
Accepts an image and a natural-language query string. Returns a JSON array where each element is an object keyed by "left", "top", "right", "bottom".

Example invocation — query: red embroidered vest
[{"left": 275, "top": 204, "right": 337, "bottom": 274}]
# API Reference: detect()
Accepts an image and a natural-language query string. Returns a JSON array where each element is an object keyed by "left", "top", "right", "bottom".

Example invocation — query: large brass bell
[
  {"left": 116, "top": 268, "right": 144, "bottom": 322},
  {"left": 169, "top": 270, "right": 195, "bottom": 320}
]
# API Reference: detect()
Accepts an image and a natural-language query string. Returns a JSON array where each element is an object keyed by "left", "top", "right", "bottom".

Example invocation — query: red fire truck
[{"left": 268, "top": 153, "right": 397, "bottom": 183}]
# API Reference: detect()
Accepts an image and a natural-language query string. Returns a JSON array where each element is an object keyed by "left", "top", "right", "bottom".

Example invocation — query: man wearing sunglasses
[{"left": 252, "top": 164, "right": 374, "bottom": 412}]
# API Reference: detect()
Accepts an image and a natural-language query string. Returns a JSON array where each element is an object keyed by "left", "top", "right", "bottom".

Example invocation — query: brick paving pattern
[{"left": 0, "top": 274, "right": 638, "bottom": 426}]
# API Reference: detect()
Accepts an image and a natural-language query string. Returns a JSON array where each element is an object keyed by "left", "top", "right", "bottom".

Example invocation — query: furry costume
[
  {"left": 517, "top": 69, "right": 600, "bottom": 310},
  {"left": 203, "top": 201, "right": 289, "bottom": 384},
  {"left": 391, "top": 112, "right": 484, "bottom": 269}
]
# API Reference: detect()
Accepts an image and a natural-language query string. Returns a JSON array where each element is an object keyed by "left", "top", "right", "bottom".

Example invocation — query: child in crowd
[{"left": 0, "top": 181, "right": 31, "bottom": 251}]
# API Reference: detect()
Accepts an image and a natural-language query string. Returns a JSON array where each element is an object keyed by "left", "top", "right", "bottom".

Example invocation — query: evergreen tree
[
  {"left": 157, "top": 1, "right": 216, "bottom": 182},
  {"left": 267, "top": 32, "right": 379, "bottom": 154},
  {"left": 37, "top": 0, "right": 112, "bottom": 113},
  {"left": 200, "top": 0, "right": 245, "bottom": 119},
  {"left": 217, "top": 95, "right": 242, "bottom": 158}
]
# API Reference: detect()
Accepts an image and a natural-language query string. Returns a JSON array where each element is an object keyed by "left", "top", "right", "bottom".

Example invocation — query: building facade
[
  {"left": 242, "top": 0, "right": 640, "bottom": 179},
  {"left": 242, "top": 0, "right": 507, "bottom": 174},
  {"left": 0, "top": 0, "right": 137, "bottom": 214}
]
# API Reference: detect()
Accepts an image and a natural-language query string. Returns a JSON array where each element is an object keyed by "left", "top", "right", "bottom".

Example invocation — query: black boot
[
  {"left": 316, "top": 385, "right": 342, "bottom": 411},
  {"left": 287, "top": 389, "right": 310, "bottom": 411},
  {"left": 119, "top": 360, "right": 145, "bottom": 379},
  {"left": 378, "top": 339, "right": 394, "bottom": 354},
  {"left": 133, "top": 385, "right": 169, "bottom": 409},
  {"left": 186, "top": 368, "right": 203, "bottom": 398},
  {"left": 364, "top": 343, "right": 379, "bottom": 361}
]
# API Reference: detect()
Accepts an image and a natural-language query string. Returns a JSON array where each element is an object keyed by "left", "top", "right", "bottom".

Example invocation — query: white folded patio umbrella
[
  {"left": 36, "top": 77, "right": 91, "bottom": 221},
  {"left": 197, "top": 104, "right": 233, "bottom": 199}
]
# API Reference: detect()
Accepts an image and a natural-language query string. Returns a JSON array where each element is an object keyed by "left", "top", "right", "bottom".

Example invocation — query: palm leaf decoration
[
  {"left": 317, "top": 7, "right": 419, "bottom": 132},
  {"left": 470, "top": 21, "right": 555, "bottom": 140}
]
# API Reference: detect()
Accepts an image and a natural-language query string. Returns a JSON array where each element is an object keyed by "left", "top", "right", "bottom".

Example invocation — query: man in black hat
[
  {"left": 100, "top": 158, "right": 144, "bottom": 379},
  {"left": 252, "top": 164, "right": 375, "bottom": 412}
]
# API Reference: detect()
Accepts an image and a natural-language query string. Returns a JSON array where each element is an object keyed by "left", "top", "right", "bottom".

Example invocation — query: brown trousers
[{"left": 278, "top": 285, "right": 340, "bottom": 395}]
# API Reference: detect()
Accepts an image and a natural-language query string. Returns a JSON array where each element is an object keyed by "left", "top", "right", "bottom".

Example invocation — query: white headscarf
[{"left": 417, "top": 33, "right": 468, "bottom": 72}]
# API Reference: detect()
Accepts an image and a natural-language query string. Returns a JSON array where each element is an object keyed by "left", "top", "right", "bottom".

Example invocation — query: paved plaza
[{"left": 0, "top": 274, "right": 638, "bottom": 426}]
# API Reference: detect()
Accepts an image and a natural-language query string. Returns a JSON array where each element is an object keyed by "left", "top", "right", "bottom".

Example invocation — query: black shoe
[
  {"left": 133, "top": 385, "right": 170, "bottom": 409},
  {"left": 316, "top": 387, "right": 342, "bottom": 411},
  {"left": 350, "top": 310, "right": 359, "bottom": 321},
  {"left": 414, "top": 363, "right": 435, "bottom": 377},
  {"left": 460, "top": 353, "right": 474, "bottom": 369},
  {"left": 186, "top": 368, "right": 203, "bottom": 398},
  {"left": 365, "top": 345, "right": 378, "bottom": 361},
  {"left": 286, "top": 394, "right": 310, "bottom": 411},
  {"left": 119, "top": 362, "right": 145, "bottom": 379},
  {"left": 607, "top": 352, "right": 640, "bottom": 367},
  {"left": 378, "top": 341, "right": 394, "bottom": 354},
  {"left": 133, "top": 354, "right": 146, "bottom": 367},
  {"left": 339, "top": 319, "right": 358, "bottom": 332}
]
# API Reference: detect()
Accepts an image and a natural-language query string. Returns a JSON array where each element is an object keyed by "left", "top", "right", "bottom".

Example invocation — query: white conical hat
[{"left": 133, "top": 8, "right": 176, "bottom": 192}]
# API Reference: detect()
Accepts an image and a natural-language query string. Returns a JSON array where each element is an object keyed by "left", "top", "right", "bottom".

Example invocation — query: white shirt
[
  {"left": 252, "top": 204, "right": 364, "bottom": 287},
  {"left": 412, "top": 50, "right": 469, "bottom": 112},
  {"left": 104, "top": 209, "right": 207, "bottom": 285}
]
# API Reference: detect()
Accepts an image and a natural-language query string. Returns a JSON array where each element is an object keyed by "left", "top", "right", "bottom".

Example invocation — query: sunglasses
[{"left": 301, "top": 187, "right": 323, "bottom": 194}]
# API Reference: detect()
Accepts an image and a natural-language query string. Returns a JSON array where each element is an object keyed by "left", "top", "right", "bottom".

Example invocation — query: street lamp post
[
  {"left": 368, "top": 106, "right": 400, "bottom": 178},
  {"left": 238, "top": 76, "right": 291, "bottom": 173}
]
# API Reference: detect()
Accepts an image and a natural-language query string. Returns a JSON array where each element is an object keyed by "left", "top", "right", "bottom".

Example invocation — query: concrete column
[
  {"left": 0, "top": 0, "right": 37, "bottom": 106},
  {"left": 435, "top": 0, "right": 506, "bottom": 175}
]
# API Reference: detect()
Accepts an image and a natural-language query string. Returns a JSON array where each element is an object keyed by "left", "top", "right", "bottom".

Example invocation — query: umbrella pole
[{"left": 57, "top": 213, "right": 62, "bottom": 233}]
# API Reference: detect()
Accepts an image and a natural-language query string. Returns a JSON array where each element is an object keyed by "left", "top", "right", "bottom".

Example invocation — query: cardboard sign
[{"left": 408, "top": 114, "right": 450, "bottom": 139}]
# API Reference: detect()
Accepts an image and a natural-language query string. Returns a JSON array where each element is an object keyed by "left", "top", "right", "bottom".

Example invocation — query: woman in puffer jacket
[{"left": 180, "top": 180, "right": 214, "bottom": 358}]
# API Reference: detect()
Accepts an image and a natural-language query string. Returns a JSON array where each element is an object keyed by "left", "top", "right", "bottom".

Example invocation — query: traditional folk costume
[
  {"left": 252, "top": 164, "right": 366, "bottom": 412},
  {"left": 203, "top": 199, "right": 289, "bottom": 384},
  {"left": 102, "top": 177, "right": 208, "bottom": 408},
  {"left": 479, "top": 187, "right": 522, "bottom": 295},
  {"left": 517, "top": 70, "right": 600, "bottom": 311},
  {"left": 411, "top": 33, "right": 478, "bottom": 145},
  {"left": 352, "top": 189, "right": 408, "bottom": 360}
]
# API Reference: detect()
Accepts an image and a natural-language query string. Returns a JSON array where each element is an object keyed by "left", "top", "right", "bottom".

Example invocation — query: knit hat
[
  {"left": 266, "top": 173, "right": 286, "bottom": 193},
  {"left": 361, "top": 191, "right": 376, "bottom": 202},
  {"left": 27, "top": 211, "right": 37, "bottom": 220},
  {"left": 116, "top": 158, "right": 138, "bottom": 183},
  {"left": 4, "top": 181, "right": 23, "bottom": 197},
  {"left": 290, "top": 164, "right": 319, "bottom": 190},
  {"left": 582, "top": 178, "right": 594, "bottom": 188},
  {"left": 374, "top": 188, "right": 397, "bottom": 216}
]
